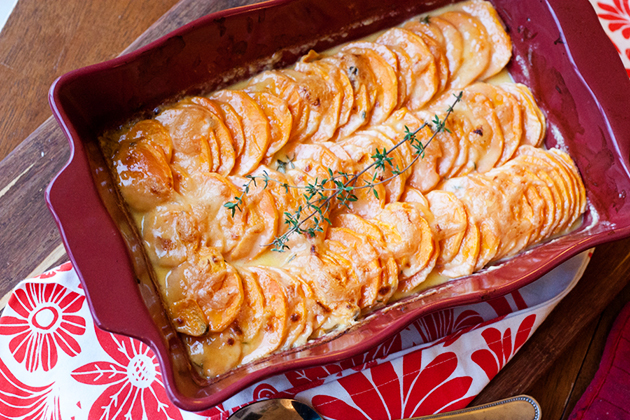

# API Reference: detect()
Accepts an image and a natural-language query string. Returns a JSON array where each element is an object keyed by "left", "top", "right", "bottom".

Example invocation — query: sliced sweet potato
[
  {"left": 467, "top": 83, "right": 522, "bottom": 165},
  {"left": 323, "top": 52, "right": 376, "bottom": 140},
  {"left": 440, "top": 11, "right": 491, "bottom": 89},
  {"left": 403, "top": 21, "right": 450, "bottom": 93},
  {"left": 250, "top": 266, "right": 307, "bottom": 351},
  {"left": 187, "top": 97, "right": 237, "bottom": 175},
  {"left": 142, "top": 202, "right": 200, "bottom": 267},
  {"left": 341, "top": 43, "right": 399, "bottom": 125},
  {"left": 247, "top": 92, "right": 293, "bottom": 158},
  {"left": 292, "top": 60, "right": 342, "bottom": 142},
  {"left": 498, "top": 83, "right": 546, "bottom": 147},
  {"left": 210, "top": 90, "right": 271, "bottom": 175},
  {"left": 426, "top": 190, "right": 467, "bottom": 265},
  {"left": 156, "top": 104, "right": 221, "bottom": 173},
  {"left": 451, "top": 0, "right": 512, "bottom": 80},
  {"left": 113, "top": 139, "right": 173, "bottom": 212},
  {"left": 241, "top": 267, "right": 288, "bottom": 364},
  {"left": 247, "top": 70, "right": 310, "bottom": 142},
  {"left": 377, "top": 28, "right": 438, "bottom": 110},
  {"left": 327, "top": 227, "right": 383, "bottom": 309},
  {"left": 428, "top": 16, "right": 464, "bottom": 78}
]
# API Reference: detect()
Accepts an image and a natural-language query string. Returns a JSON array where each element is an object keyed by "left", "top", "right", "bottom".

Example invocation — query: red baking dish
[{"left": 46, "top": 0, "right": 630, "bottom": 411}]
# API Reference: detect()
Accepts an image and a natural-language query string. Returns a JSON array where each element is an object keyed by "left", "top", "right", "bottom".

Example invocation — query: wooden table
[{"left": 1, "top": 1, "right": 629, "bottom": 418}]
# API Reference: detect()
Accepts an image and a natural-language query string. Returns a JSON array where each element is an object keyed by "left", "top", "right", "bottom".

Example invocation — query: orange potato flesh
[
  {"left": 188, "top": 97, "right": 237, "bottom": 175},
  {"left": 247, "top": 70, "right": 310, "bottom": 143},
  {"left": 142, "top": 203, "right": 200, "bottom": 268},
  {"left": 324, "top": 52, "right": 376, "bottom": 139},
  {"left": 247, "top": 92, "right": 293, "bottom": 158},
  {"left": 427, "top": 16, "right": 464, "bottom": 78},
  {"left": 290, "top": 62, "right": 342, "bottom": 142},
  {"left": 210, "top": 90, "right": 271, "bottom": 175},
  {"left": 113, "top": 139, "right": 173, "bottom": 212},
  {"left": 377, "top": 28, "right": 438, "bottom": 110},
  {"left": 450, "top": 0, "right": 512, "bottom": 80},
  {"left": 440, "top": 11, "right": 491, "bottom": 89},
  {"left": 341, "top": 45, "right": 399, "bottom": 125}
]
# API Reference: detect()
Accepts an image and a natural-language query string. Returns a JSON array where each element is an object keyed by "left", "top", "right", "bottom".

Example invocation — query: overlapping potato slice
[
  {"left": 466, "top": 83, "right": 522, "bottom": 165},
  {"left": 437, "top": 86, "right": 504, "bottom": 174},
  {"left": 515, "top": 146, "right": 582, "bottom": 234},
  {"left": 141, "top": 202, "right": 200, "bottom": 267},
  {"left": 293, "top": 59, "right": 343, "bottom": 142},
  {"left": 324, "top": 51, "right": 376, "bottom": 139},
  {"left": 285, "top": 245, "right": 361, "bottom": 329},
  {"left": 436, "top": 209, "right": 480, "bottom": 278},
  {"left": 210, "top": 90, "right": 271, "bottom": 175},
  {"left": 301, "top": 51, "right": 356, "bottom": 128},
  {"left": 377, "top": 28, "right": 438, "bottom": 110},
  {"left": 327, "top": 227, "right": 384, "bottom": 309},
  {"left": 169, "top": 247, "right": 244, "bottom": 333},
  {"left": 228, "top": 176, "right": 279, "bottom": 261},
  {"left": 498, "top": 83, "right": 546, "bottom": 147},
  {"left": 113, "top": 119, "right": 173, "bottom": 161},
  {"left": 440, "top": 11, "right": 491, "bottom": 89},
  {"left": 240, "top": 267, "right": 288, "bottom": 364},
  {"left": 249, "top": 266, "right": 308, "bottom": 351},
  {"left": 332, "top": 213, "right": 400, "bottom": 301},
  {"left": 156, "top": 103, "right": 222, "bottom": 174},
  {"left": 550, "top": 149, "right": 587, "bottom": 220},
  {"left": 195, "top": 98, "right": 246, "bottom": 158},
  {"left": 283, "top": 68, "right": 340, "bottom": 142},
  {"left": 341, "top": 43, "right": 399, "bottom": 125},
  {"left": 373, "top": 202, "right": 436, "bottom": 291},
  {"left": 403, "top": 21, "right": 450, "bottom": 93},
  {"left": 426, "top": 190, "right": 467, "bottom": 265},
  {"left": 371, "top": 108, "right": 442, "bottom": 193},
  {"left": 425, "top": 16, "right": 464, "bottom": 79},
  {"left": 247, "top": 92, "right": 293, "bottom": 158},
  {"left": 342, "top": 132, "right": 407, "bottom": 203},
  {"left": 450, "top": 0, "right": 512, "bottom": 80},
  {"left": 112, "top": 133, "right": 174, "bottom": 212},
  {"left": 176, "top": 172, "right": 247, "bottom": 255},
  {"left": 187, "top": 97, "right": 237, "bottom": 175},
  {"left": 247, "top": 70, "right": 310, "bottom": 142},
  {"left": 414, "top": 109, "right": 459, "bottom": 178}
]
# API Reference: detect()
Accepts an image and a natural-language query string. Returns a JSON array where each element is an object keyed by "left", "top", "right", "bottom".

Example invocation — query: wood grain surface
[{"left": 0, "top": 1, "right": 629, "bottom": 418}]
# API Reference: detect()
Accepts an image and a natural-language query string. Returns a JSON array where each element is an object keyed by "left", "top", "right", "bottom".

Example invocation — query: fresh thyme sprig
[{"left": 225, "top": 91, "right": 463, "bottom": 252}]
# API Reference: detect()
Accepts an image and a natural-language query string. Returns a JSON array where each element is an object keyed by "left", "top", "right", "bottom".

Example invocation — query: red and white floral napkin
[
  {"left": 0, "top": 2, "right": 628, "bottom": 419},
  {"left": 0, "top": 251, "right": 592, "bottom": 420}
]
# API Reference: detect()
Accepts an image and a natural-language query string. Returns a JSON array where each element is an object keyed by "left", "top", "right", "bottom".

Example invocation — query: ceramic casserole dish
[{"left": 46, "top": 0, "right": 630, "bottom": 411}]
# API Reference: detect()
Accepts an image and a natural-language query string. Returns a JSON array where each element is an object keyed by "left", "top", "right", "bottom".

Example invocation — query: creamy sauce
[{"left": 103, "top": 0, "right": 586, "bottom": 379}]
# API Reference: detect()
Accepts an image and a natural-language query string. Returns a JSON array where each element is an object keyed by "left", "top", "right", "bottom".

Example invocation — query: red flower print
[
  {"left": 0, "top": 282, "right": 86, "bottom": 372},
  {"left": 312, "top": 351, "right": 473, "bottom": 420},
  {"left": 71, "top": 326, "right": 183, "bottom": 420},
  {"left": 412, "top": 309, "right": 483, "bottom": 344},
  {"left": 598, "top": 0, "right": 630, "bottom": 39},
  {"left": 472, "top": 314, "right": 536, "bottom": 380},
  {"left": 0, "top": 357, "right": 62, "bottom": 419},
  {"left": 284, "top": 334, "right": 402, "bottom": 391}
]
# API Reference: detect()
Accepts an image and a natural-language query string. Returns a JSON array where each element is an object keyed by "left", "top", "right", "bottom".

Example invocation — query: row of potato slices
[
  {"left": 435, "top": 145, "right": 587, "bottom": 278},
  {"left": 107, "top": 77, "right": 544, "bottom": 217},
  {"left": 134, "top": 0, "right": 512, "bottom": 180},
  {"left": 169, "top": 144, "right": 585, "bottom": 378},
  {"left": 170, "top": 200, "right": 436, "bottom": 378},
  {"left": 136, "top": 78, "right": 547, "bottom": 270}
]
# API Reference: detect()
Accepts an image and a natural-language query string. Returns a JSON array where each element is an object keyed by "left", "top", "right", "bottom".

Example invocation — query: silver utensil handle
[{"left": 411, "top": 395, "right": 541, "bottom": 420}]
